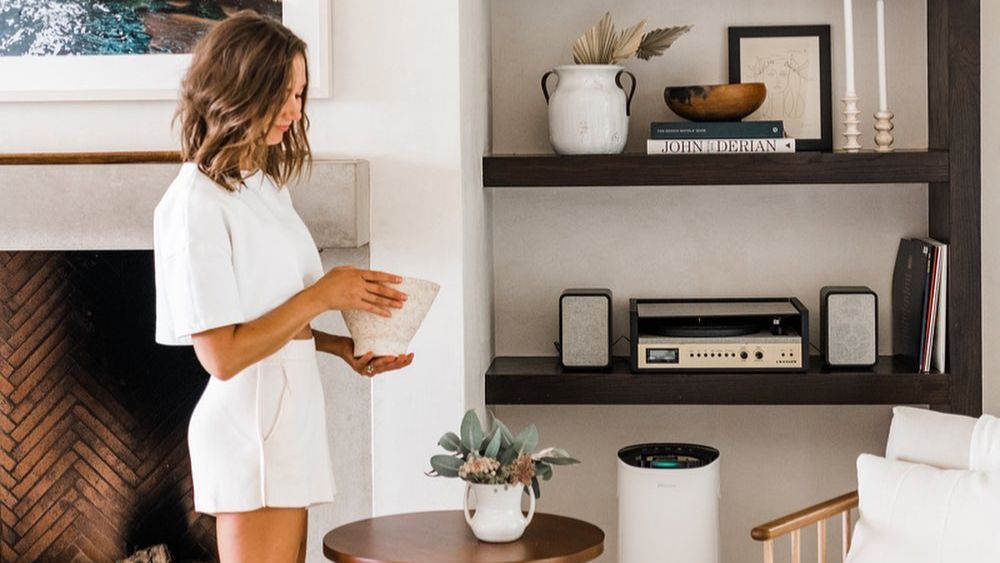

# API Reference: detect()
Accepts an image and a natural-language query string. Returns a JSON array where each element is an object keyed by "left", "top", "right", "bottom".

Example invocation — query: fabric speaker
[
  {"left": 821, "top": 286, "right": 878, "bottom": 367},
  {"left": 559, "top": 289, "right": 612, "bottom": 369}
]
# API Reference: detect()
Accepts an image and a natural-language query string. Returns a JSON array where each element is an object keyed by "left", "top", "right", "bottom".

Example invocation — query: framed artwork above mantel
[{"left": 0, "top": 0, "right": 331, "bottom": 102}]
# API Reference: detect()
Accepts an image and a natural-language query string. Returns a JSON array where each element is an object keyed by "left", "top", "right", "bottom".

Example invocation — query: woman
[{"left": 152, "top": 12, "right": 411, "bottom": 563}]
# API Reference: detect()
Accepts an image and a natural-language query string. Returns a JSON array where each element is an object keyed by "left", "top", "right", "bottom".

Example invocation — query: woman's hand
[
  {"left": 334, "top": 336, "right": 414, "bottom": 377},
  {"left": 310, "top": 266, "right": 407, "bottom": 317}
]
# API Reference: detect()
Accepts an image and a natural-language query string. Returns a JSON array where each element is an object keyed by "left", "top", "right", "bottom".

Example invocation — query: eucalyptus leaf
[
  {"left": 493, "top": 418, "right": 514, "bottom": 448},
  {"left": 438, "top": 432, "right": 462, "bottom": 453},
  {"left": 537, "top": 463, "right": 554, "bottom": 481},
  {"left": 498, "top": 445, "right": 518, "bottom": 466},
  {"left": 512, "top": 424, "right": 539, "bottom": 455},
  {"left": 531, "top": 476, "right": 541, "bottom": 499},
  {"left": 430, "top": 454, "right": 463, "bottom": 478},
  {"left": 460, "top": 409, "right": 484, "bottom": 453},
  {"left": 484, "top": 428, "right": 503, "bottom": 459},
  {"left": 541, "top": 456, "right": 581, "bottom": 466},
  {"left": 481, "top": 428, "right": 495, "bottom": 455}
]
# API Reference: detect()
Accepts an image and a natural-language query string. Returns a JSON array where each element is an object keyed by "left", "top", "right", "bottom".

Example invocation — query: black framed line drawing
[{"left": 729, "top": 25, "right": 833, "bottom": 151}]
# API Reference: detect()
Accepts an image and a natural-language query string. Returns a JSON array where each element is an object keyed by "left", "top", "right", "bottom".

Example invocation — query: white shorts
[{"left": 187, "top": 337, "right": 336, "bottom": 514}]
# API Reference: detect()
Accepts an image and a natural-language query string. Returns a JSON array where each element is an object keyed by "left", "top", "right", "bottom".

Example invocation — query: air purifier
[{"left": 618, "top": 443, "right": 720, "bottom": 563}]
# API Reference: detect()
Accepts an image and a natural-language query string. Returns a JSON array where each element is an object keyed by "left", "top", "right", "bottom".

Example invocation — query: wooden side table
[{"left": 323, "top": 511, "right": 604, "bottom": 563}]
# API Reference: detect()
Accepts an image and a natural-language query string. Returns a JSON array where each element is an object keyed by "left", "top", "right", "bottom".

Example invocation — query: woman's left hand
[{"left": 335, "top": 337, "right": 414, "bottom": 377}]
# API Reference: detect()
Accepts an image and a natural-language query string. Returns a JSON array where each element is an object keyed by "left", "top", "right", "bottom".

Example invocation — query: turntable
[{"left": 629, "top": 298, "right": 809, "bottom": 373}]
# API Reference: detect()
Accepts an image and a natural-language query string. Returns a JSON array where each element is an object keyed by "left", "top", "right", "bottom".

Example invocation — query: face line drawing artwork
[
  {"left": 746, "top": 49, "right": 811, "bottom": 121},
  {"left": 729, "top": 25, "right": 831, "bottom": 150},
  {"left": 738, "top": 35, "right": 822, "bottom": 140}
]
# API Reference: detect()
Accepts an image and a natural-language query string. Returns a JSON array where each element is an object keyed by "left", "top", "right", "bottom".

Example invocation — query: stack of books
[
  {"left": 892, "top": 237, "right": 948, "bottom": 373},
  {"left": 646, "top": 121, "right": 795, "bottom": 155}
]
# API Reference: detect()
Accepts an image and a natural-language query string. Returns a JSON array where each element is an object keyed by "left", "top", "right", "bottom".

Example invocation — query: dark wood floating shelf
[
  {"left": 483, "top": 150, "right": 949, "bottom": 187},
  {"left": 485, "top": 356, "right": 949, "bottom": 405}
]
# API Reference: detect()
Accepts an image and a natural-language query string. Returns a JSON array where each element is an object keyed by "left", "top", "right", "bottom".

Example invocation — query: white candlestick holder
[
  {"left": 842, "top": 95, "right": 862, "bottom": 152},
  {"left": 874, "top": 111, "right": 894, "bottom": 152}
]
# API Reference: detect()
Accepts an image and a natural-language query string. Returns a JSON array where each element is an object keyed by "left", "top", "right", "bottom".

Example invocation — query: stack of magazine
[
  {"left": 892, "top": 237, "right": 948, "bottom": 373},
  {"left": 646, "top": 121, "right": 795, "bottom": 155}
]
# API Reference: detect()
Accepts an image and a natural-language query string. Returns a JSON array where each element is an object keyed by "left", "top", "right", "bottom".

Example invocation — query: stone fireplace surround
[{"left": 0, "top": 156, "right": 372, "bottom": 562}]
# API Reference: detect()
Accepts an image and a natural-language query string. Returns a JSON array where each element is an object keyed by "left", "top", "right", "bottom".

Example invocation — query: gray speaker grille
[
  {"left": 562, "top": 296, "right": 609, "bottom": 366},
  {"left": 827, "top": 293, "right": 877, "bottom": 364}
]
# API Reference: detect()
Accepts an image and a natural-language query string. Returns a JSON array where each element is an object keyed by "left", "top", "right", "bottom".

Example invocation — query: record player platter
[{"left": 647, "top": 321, "right": 759, "bottom": 338}]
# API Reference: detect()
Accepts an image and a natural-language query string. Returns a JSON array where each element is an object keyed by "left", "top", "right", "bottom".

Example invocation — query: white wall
[
  {"left": 314, "top": 0, "right": 471, "bottom": 517},
  {"left": 490, "top": 1, "right": 930, "bottom": 561},
  {"left": 983, "top": 0, "right": 1000, "bottom": 417},
  {"left": 461, "top": 0, "right": 495, "bottom": 416}
]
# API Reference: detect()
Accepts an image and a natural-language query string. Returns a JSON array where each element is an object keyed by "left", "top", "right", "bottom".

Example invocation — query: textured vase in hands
[{"left": 341, "top": 276, "right": 439, "bottom": 356}]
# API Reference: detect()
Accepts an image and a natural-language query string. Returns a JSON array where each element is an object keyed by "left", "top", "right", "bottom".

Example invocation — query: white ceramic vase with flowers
[{"left": 428, "top": 410, "right": 580, "bottom": 542}]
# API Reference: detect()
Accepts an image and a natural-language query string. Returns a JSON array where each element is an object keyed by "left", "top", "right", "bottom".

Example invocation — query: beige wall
[{"left": 491, "top": 1, "right": 932, "bottom": 561}]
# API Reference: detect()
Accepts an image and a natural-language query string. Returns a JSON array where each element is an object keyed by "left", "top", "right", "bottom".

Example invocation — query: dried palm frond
[
  {"left": 598, "top": 13, "right": 616, "bottom": 63},
  {"left": 636, "top": 25, "right": 693, "bottom": 60},
  {"left": 612, "top": 19, "right": 647, "bottom": 63},
  {"left": 572, "top": 14, "right": 692, "bottom": 64},
  {"left": 573, "top": 12, "right": 615, "bottom": 64}
]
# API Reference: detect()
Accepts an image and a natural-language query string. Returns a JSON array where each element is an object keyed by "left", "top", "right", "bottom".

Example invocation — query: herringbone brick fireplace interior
[{"left": 1, "top": 251, "right": 217, "bottom": 562}]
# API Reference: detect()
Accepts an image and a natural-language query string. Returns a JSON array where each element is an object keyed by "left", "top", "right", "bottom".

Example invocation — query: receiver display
[{"left": 646, "top": 348, "right": 680, "bottom": 364}]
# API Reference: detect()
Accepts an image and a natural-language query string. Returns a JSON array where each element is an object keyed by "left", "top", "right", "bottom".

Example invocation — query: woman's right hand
[{"left": 310, "top": 266, "right": 407, "bottom": 317}]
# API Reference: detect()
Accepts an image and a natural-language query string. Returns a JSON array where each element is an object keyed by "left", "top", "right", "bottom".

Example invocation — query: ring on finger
[{"left": 364, "top": 365, "right": 375, "bottom": 375}]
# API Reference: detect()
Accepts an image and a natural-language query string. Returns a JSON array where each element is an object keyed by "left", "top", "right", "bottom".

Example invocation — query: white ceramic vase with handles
[
  {"left": 541, "top": 64, "right": 637, "bottom": 154},
  {"left": 464, "top": 482, "right": 536, "bottom": 542}
]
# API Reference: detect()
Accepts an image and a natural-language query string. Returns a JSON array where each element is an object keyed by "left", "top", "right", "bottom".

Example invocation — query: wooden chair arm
[{"left": 752, "top": 491, "right": 859, "bottom": 541}]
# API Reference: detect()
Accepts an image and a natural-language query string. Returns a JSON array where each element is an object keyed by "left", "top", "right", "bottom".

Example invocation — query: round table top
[{"left": 323, "top": 510, "right": 605, "bottom": 563}]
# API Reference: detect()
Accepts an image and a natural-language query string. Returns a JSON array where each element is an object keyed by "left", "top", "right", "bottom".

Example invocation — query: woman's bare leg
[
  {"left": 296, "top": 515, "right": 308, "bottom": 563},
  {"left": 216, "top": 507, "right": 307, "bottom": 563}
]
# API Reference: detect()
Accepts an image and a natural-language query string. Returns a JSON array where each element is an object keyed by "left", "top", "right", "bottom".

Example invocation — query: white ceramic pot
[
  {"left": 541, "top": 64, "right": 637, "bottom": 155},
  {"left": 341, "top": 276, "right": 439, "bottom": 356},
  {"left": 463, "top": 482, "right": 536, "bottom": 543}
]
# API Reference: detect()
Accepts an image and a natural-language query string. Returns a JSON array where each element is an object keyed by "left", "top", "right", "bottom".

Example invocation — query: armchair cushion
[
  {"left": 970, "top": 413, "right": 1000, "bottom": 471},
  {"left": 884, "top": 406, "right": 976, "bottom": 469},
  {"left": 846, "top": 454, "right": 1000, "bottom": 563}
]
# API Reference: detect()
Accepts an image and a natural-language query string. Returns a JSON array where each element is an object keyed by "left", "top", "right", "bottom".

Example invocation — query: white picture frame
[{"left": 0, "top": 1, "right": 331, "bottom": 102}]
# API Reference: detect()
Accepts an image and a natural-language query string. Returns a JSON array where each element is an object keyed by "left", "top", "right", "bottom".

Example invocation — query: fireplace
[{"left": 1, "top": 250, "right": 214, "bottom": 561}]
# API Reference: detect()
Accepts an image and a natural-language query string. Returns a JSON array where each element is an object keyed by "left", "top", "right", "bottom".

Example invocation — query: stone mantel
[{"left": 0, "top": 152, "right": 370, "bottom": 250}]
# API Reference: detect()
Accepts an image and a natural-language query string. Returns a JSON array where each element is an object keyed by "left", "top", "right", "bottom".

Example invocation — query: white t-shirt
[{"left": 153, "top": 163, "right": 324, "bottom": 346}]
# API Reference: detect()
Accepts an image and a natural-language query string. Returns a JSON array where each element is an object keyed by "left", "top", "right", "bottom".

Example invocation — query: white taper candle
[
  {"left": 844, "top": 0, "right": 856, "bottom": 94},
  {"left": 877, "top": 0, "right": 888, "bottom": 111}
]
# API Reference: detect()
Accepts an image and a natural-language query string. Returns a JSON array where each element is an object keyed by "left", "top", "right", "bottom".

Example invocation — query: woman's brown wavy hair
[{"left": 176, "top": 11, "right": 311, "bottom": 192}]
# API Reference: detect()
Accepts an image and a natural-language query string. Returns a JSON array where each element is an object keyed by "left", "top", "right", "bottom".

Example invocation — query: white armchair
[{"left": 751, "top": 406, "right": 1000, "bottom": 563}]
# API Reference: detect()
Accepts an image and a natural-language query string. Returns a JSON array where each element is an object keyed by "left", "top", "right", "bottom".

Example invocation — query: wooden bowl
[{"left": 664, "top": 83, "right": 767, "bottom": 122}]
